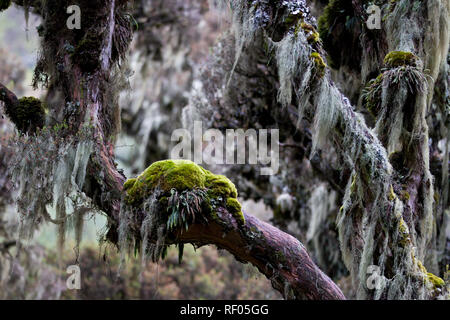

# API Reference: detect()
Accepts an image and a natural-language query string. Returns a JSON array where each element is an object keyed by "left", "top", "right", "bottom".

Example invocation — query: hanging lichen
[{"left": 8, "top": 125, "right": 96, "bottom": 264}]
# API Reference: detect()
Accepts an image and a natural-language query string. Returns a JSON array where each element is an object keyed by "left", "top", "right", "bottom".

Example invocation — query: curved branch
[{"left": 140, "top": 203, "right": 346, "bottom": 300}]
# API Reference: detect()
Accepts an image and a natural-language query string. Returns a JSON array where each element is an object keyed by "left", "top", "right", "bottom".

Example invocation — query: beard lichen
[{"left": 9, "top": 126, "right": 96, "bottom": 263}]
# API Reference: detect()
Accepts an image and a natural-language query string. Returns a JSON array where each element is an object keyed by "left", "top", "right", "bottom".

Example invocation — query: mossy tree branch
[
  {"left": 154, "top": 205, "right": 345, "bottom": 300},
  {"left": 115, "top": 159, "right": 345, "bottom": 299}
]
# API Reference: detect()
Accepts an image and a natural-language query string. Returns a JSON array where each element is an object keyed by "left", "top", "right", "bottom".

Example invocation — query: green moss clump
[
  {"left": 124, "top": 160, "right": 245, "bottom": 224},
  {"left": 426, "top": 272, "right": 445, "bottom": 288},
  {"left": 402, "top": 190, "right": 410, "bottom": 201},
  {"left": 205, "top": 174, "right": 237, "bottom": 199},
  {"left": 397, "top": 218, "right": 410, "bottom": 247},
  {"left": 0, "top": 0, "right": 11, "bottom": 12},
  {"left": 124, "top": 160, "right": 207, "bottom": 204},
  {"left": 384, "top": 51, "right": 419, "bottom": 68},
  {"left": 311, "top": 52, "right": 327, "bottom": 77},
  {"left": 226, "top": 198, "right": 245, "bottom": 225},
  {"left": 15, "top": 97, "right": 45, "bottom": 132},
  {"left": 307, "top": 31, "right": 320, "bottom": 43},
  {"left": 296, "top": 22, "right": 320, "bottom": 43}
]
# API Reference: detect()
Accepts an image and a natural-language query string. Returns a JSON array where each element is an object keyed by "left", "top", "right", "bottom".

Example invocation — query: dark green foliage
[
  {"left": 15, "top": 97, "right": 45, "bottom": 132},
  {"left": 0, "top": 0, "right": 11, "bottom": 12}
]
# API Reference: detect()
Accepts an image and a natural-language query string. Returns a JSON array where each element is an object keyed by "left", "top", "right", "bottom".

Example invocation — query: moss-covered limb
[
  {"left": 0, "top": 82, "right": 45, "bottom": 132},
  {"left": 116, "top": 159, "right": 344, "bottom": 299},
  {"left": 123, "top": 160, "right": 244, "bottom": 225},
  {"left": 120, "top": 193, "right": 345, "bottom": 300},
  {"left": 371, "top": 0, "right": 449, "bottom": 279}
]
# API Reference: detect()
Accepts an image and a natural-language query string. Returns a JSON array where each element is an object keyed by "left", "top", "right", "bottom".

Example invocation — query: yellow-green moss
[
  {"left": 426, "top": 272, "right": 445, "bottom": 288},
  {"left": 123, "top": 178, "right": 137, "bottom": 191},
  {"left": 226, "top": 197, "right": 245, "bottom": 225},
  {"left": 205, "top": 173, "right": 238, "bottom": 199},
  {"left": 416, "top": 258, "right": 428, "bottom": 274},
  {"left": 388, "top": 185, "right": 396, "bottom": 201},
  {"left": 384, "top": 51, "right": 419, "bottom": 68},
  {"left": 411, "top": 255, "right": 446, "bottom": 290},
  {"left": 398, "top": 218, "right": 410, "bottom": 247},
  {"left": 297, "top": 22, "right": 320, "bottom": 43},
  {"left": 307, "top": 32, "right": 320, "bottom": 43},
  {"left": 411, "top": 251, "right": 428, "bottom": 275},
  {"left": 311, "top": 52, "right": 327, "bottom": 77},
  {"left": 350, "top": 174, "right": 357, "bottom": 193},
  {"left": 124, "top": 160, "right": 244, "bottom": 224},
  {"left": 0, "top": 0, "right": 11, "bottom": 11},
  {"left": 124, "top": 160, "right": 208, "bottom": 204},
  {"left": 433, "top": 192, "right": 440, "bottom": 205}
]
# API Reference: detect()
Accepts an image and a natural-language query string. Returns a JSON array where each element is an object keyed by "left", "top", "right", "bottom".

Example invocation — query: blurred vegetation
[{"left": 47, "top": 243, "right": 281, "bottom": 300}]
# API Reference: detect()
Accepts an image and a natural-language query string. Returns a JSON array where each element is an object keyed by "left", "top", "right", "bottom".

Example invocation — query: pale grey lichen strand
[
  {"left": 273, "top": 32, "right": 313, "bottom": 117},
  {"left": 9, "top": 131, "right": 95, "bottom": 261}
]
